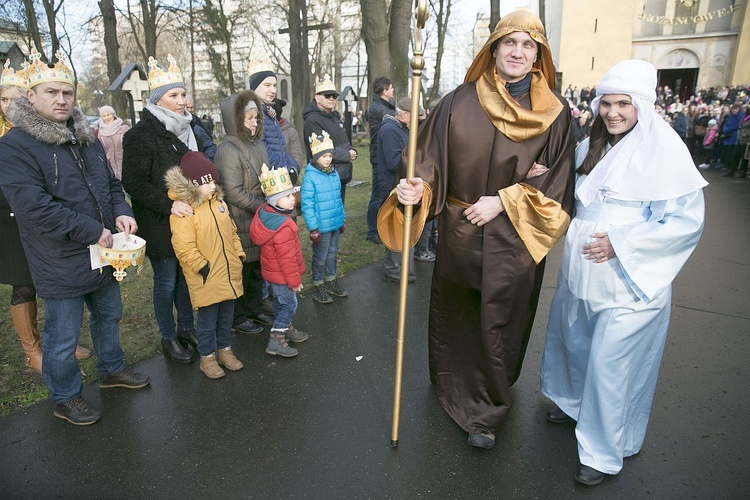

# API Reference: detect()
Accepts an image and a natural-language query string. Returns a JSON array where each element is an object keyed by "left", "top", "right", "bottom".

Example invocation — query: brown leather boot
[
  {"left": 199, "top": 354, "right": 225, "bottom": 379},
  {"left": 217, "top": 347, "right": 244, "bottom": 371},
  {"left": 10, "top": 302, "right": 42, "bottom": 374}
]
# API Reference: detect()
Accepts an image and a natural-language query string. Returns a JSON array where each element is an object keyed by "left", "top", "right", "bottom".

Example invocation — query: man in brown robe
[{"left": 378, "top": 10, "right": 576, "bottom": 449}]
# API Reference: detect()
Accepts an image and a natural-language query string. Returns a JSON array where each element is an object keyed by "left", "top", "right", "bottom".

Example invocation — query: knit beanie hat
[
  {"left": 99, "top": 105, "right": 116, "bottom": 117},
  {"left": 180, "top": 151, "right": 219, "bottom": 187},
  {"left": 249, "top": 70, "right": 276, "bottom": 91}
]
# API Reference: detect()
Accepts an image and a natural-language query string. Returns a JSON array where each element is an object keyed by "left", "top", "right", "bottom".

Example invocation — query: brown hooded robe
[{"left": 379, "top": 79, "right": 576, "bottom": 436}]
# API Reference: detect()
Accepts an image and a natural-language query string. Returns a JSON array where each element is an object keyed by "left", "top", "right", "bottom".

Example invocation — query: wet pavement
[{"left": 1, "top": 168, "right": 749, "bottom": 499}]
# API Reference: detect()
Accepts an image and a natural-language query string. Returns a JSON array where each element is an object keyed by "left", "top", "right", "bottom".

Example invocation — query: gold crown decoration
[
  {"left": 1, "top": 59, "right": 29, "bottom": 89},
  {"left": 27, "top": 48, "right": 74, "bottom": 88},
  {"left": 99, "top": 233, "right": 147, "bottom": 281},
  {"left": 247, "top": 58, "right": 274, "bottom": 78},
  {"left": 315, "top": 73, "right": 337, "bottom": 94},
  {"left": 259, "top": 164, "right": 294, "bottom": 198},
  {"left": 147, "top": 53, "right": 184, "bottom": 90},
  {"left": 309, "top": 130, "right": 334, "bottom": 157}
]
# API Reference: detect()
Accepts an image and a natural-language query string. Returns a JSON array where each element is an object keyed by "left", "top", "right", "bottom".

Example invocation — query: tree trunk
[
  {"left": 388, "top": 0, "right": 411, "bottom": 97},
  {"left": 41, "top": 0, "right": 61, "bottom": 57},
  {"left": 21, "top": 0, "right": 47, "bottom": 60},
  {"left": 98, "top": 0, "right": 128, "bottom": 116},
  {"left": 288, "top": 0, "right": 311, "bottom": 136},
  {"left": 427, "top": 0, "right": 452, "bottom": 106},
  {"left": 140, "top": 0, "right": 158, "bottom": 59},
  {"left": 359, "top": 0, "right": 391, "bottom": 95},
  {"left": 490, "top": 0, "right": 500, "bottom": 30},
  {"left": 539, "top": 0, "right": 545, "bottom": 26}
]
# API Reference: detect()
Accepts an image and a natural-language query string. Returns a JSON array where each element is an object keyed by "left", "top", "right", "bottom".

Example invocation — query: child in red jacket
[{"left": 250, "top": 165, "right": 308, "bottom": 357}]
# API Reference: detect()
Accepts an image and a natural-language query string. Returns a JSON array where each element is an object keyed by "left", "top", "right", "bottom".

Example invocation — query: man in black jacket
[
  {"left": 0, "top": 51, "right": 150, "bottom": 426},
  {"left": 365, "top": 77, "right": 395, "bottom": 244},
  {"left": 303, "top": 74, "right": 358, "bottom": 202}
]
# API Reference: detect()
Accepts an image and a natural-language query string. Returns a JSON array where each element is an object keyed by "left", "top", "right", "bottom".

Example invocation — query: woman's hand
[
  {"left": 171, "top": 200, "right": 193, "bottom": 217},
  {"left": 583, "top": 233, "right": 616, "bottom": 263}
]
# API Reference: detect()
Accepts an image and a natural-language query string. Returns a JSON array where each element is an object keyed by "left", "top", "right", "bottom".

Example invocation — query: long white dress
[{"left": 540, "top": 144, "right": 705, "bottom": 475}]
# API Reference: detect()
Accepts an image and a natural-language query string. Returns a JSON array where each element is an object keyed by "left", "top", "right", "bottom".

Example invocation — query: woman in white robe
[{"left": 540, "top": 60, "right": 708, "bottom": 486}]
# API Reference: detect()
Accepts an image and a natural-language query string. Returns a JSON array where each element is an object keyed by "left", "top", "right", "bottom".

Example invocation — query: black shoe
[
  {"left": 467, "top": 432, "right": 495, "bottom": 449},
  {"left": 575, "top": 464, "right": 605, "bottom": 486},
  {"left": 367, "top": 234, "right": 382, "bottom": 245},
  {"left": 721, "top": 170, "right": 735, "bottom": 177},
  {"left": 547, "top": 406, "right": 573, "bottom": 424},
  {"left": 99, "top": 367, "right": 151, "bottom": 389},
  {"left": 312, "top": 284, "right": 334, "bottom": 304},
  {"left": 54, "top": 395, "right": 101, "bottom": 426},
  {"left": 248, "top": 313, "right": 274, "bottom": 326},
  {"left": 383, "top": 273, "right": 416, "bottom": 283},
  {"left": 176, "top": 328, "right": 198, "bottom": 347},
  {"left": 232, "top": 320, "right": 264, "bottom": 334},
  {"left": 161, "top": 338, "right": 194, "bottom": 363},
  {"left": 261, "top": 297, "right": 276, "bottom": 316},
  {"left": 325, "top": 279, "right": 348, "bottom": 297}
]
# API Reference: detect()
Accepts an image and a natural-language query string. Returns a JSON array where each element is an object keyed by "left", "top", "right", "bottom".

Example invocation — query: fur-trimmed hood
[
  {"left": 219, "top": 89, "right": 264, "bottom": 142},
  {"left": 164, "top": 165, "right": 225, "bottom": 208},
  {"left": 5, "top": 96, "right": 95, "bottom": 146}
]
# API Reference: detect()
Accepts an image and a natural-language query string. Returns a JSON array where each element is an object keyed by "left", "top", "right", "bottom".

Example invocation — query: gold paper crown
[
  {"left": 1, "top": 60, "right": 29, "bottom": 89},
  {"left": 247, "top": 58, "right": 274, "bottom": 78},
  {"left": 309, "top": 130, "right": 334, "bottom": 157},
  {"left": 315, "top": 74, "right": 337, "bottom": 94},
  {"left": 147, "top": 54, "right": 184, "bottom": 90},
  {"left": 259, "top": 164, "right": 294, "bottom": 198},
  {"left": 27, "top": 48, "right": 74, "bottom": 88}
]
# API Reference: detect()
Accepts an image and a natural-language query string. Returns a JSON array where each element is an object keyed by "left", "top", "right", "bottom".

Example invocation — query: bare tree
[
  {"left": 359, "top": 0, "right": 411, "bottom": 97},
  {"left": 426, "top": 0, "right": 452, "bottom": 106},
  {"left": 98, "top": 0, "right": 127, "bottom": 115},
  {"left": 199, "top": 0, "right": 241, "bottom": 96}
]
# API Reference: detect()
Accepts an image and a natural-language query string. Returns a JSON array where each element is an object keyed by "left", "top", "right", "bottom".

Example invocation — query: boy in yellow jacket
[{"left": 165, "top": 152, "right": 245, "bottom": 379}]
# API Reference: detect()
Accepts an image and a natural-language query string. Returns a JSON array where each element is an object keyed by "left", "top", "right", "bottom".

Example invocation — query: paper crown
[
  {"left": 259, "top": 164, "right": 294, "bottom": 198},
  {"left": 1, "top": 60, "right": 29, "bottom": 89},
  {"left": 315, "top": 74, "right": 337, "bottom": 94},
  {"left": 147, "top": 54, "right": 184, "bottom": 90},
  {"left": 309, "top": 130, "right": 334, "bottom": 157},
  {"left": 247, "top": 58, "right": 274, "bottom": 78},
  {"left": 27, "top": 48, "right": 74, "bottom": 88}
]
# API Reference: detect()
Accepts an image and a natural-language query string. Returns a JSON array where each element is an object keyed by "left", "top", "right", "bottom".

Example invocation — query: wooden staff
[{"left": 391, "top": 0, "right": 428, "bottom": 448}]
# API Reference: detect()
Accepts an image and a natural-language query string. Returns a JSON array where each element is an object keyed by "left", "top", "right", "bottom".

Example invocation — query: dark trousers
[
  {"left": 196, "top": 300, "right": 234, "bottom": 356},
  {"left": 233, "top": 260, "right": 263, "bottom": 325},
  {"left": 366, "top": 162, "right": 382, "bottom": 238}
]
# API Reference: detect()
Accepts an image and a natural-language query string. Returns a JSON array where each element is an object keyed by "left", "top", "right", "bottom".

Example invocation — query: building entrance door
[{"left": 657, "top": 68, "right": 699, "bottom": 103}]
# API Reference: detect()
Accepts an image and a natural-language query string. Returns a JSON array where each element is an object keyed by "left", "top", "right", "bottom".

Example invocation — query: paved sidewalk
[{"left": 1, "top": 168, "right": 748, "bottom": 498}]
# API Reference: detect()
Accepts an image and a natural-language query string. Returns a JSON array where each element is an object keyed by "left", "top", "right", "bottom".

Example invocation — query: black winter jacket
[
  {"left": 368, "top": 94, "right": 396, "bottom": 164},
  {"left": 0, "top": 98, "right": 132, "bottom": 299},
  {"left": 302, "top": 103, "right": 354, "bottom": 184},
  {"left": 122, "top": 108, "right": 191, "bottom": 258}
]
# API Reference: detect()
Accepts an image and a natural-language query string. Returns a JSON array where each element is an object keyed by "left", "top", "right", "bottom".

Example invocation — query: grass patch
[{"left": 0, "top": 149, "right": 383, "bottom": 416}]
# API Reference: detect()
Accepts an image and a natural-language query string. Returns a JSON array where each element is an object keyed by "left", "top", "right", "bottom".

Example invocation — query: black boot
[
  {"left": 161, "top": 338, "right": 194, "bottom": 363},
  {"left": 176, "top": 329, "right": 199, "bottom": 348}
]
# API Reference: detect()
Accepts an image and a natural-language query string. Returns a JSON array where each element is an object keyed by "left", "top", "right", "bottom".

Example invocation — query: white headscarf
[{"left": 576, "top": 60, "right": 707, "bottom": 207}]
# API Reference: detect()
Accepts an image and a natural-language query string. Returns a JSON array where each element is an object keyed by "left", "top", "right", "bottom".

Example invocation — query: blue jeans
[
  {"left": 42, "top": 280, "right": 125, "bottom": 403},
  {"left": 149, "top": 256, "right": 194, "bottom": 340},
  {"left": 196, "top": 300, "right": 235, "bottom": 356},
  {"left": 269, "top": 283, "right": 297, "bottom": 330},
  {"left": 311, "top": 230, "right": 340, "bottom": 284}
]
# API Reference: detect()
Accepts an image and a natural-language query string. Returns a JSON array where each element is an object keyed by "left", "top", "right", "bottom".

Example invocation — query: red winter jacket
[{"left": 249, "top": 203, "right": 305, "bottom": 288}]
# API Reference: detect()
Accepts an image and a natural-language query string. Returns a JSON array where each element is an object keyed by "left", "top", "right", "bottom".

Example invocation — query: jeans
[
  {"left": 196, "top": 300, "right": 235, "bottom": 356},
  {"left": 42, "top": 280, "right": 125, "bottom": 403},
  {"left": 366, "top": 163, "right": 383, "bottom": 238},
  {"left": 384, "top": 247, "right": 415, "bottom": 278},
  {"left": 233, "top": 260, "right": 263, "bottom": 324},
  {"left": 150, "top": 256, "right": 194, "bottom": 340},
  {"left": 269, "top": 283, "right": 297, "bottom": 330},
  {"left": 311, "top": 230, "right": 340, "bottom": 284}
]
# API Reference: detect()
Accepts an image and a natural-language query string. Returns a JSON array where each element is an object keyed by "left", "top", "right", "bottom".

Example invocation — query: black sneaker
[
  {"left": 54, "top": 395, "right": 101, "bottom": 426},
  {"left": 232, "top": 320, "right": 264, "bottom": 334},
  {"left": 99, "top": 367, "right": 151, "bottom": 389},
  {"left": 325, "top": 279, "right": 348, "bottom": 297},
  {"left": 312, "top": 284, "right": 333, "bottom": 304}
]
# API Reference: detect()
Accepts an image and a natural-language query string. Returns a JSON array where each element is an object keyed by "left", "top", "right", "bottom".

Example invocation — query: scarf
[
  {"left": 475, "top": 67, "right": 563, "bottom": 142},
  {"left": 146, "top": 102, "right": 198, "bottom": 151},
  {"left": 98, "top": 116, "right": 124, "bottom": 137}
]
